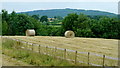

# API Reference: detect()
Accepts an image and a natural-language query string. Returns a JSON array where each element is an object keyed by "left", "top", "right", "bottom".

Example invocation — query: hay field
[{"left": 6, "top": 36, "right": 118, "bottom": 58}]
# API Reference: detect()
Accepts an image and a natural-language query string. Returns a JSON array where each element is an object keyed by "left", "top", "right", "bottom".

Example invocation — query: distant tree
[
  {"left": 8, "top": 11, "right": 19, "bottom": 35},
  {"left": 2, "top": 9, "right": 10, "bottom": 35},
  {"left": 87, "top": 15, "right": 104, "bottom": 20},
  {"left": 32, "top": 15, "right": 39, "bottom": 20},
  {"left": 91, "top": 16, "right": 120, "bottom": 38},
  {"left": 2, "top": 9, "right": 9, "bottom": 22},
  {"left": 73, "top": 14, "right": 94, "bottom": 37},
  {"left": 54, "top": 16, "right": 57, "bottom": 19},
  {"left": 2, "top": 21, "right": 8, "bottom": 35},
  {"left": 50, "top": 18, "right": 53, "bottom": 21},
  {"left": 0, "top": 14, "right": 2, "bottom": 35},
  {"left": 74, "top": 13, "right": 89, "bottom": 29},
  {"left": 40, "top": 16, "right": 48, "bottom": 22},
  {"left": 42, "top": 21, "right": 49, "bottom": 25},
  {"left": 75, "top": 28, "right": 94, "bottom": 37},
  {"left": 62, "top": 13, "right": 78, "bottom": 31},
  {"left": 56, "top": 16, "right": 63, "bottom": 20},
  {"left": 16, "top": 14, "right": 35, "bottom": 35}
]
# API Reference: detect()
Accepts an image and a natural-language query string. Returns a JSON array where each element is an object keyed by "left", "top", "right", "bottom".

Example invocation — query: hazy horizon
[{"left": 2, "top": 2, "right": 118, "bottom": 14}]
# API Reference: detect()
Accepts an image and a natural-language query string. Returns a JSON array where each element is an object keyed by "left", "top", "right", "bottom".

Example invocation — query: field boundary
[{"left": 2, "top": 36, "right": 118, "bottom": 67}]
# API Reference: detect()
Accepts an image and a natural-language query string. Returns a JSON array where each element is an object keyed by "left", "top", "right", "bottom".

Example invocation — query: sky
[
  {"left": 1, "top": 0, "right": 119, "bottom": 2},
  {"left": 1, "top": 0, "right": 119, "bottom": 14}
]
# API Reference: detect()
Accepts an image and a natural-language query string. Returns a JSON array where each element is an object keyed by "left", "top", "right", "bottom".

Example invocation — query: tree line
[
  {"left": 62, "top": 13, "right": 120, "bottom": 39},
  {"left": 2, "top": 10, "right": 120, "bottom": 39}
]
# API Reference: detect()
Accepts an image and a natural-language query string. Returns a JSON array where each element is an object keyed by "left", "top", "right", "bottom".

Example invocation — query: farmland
[
  {"left": 2, "top": 36, "right": 118, "bottom": 66},
  {"left": 2, "top": 36, "right": 86, "bottom": 66},
  {"left": 6, "top": 36, "right": 118, "bottom": 58}
]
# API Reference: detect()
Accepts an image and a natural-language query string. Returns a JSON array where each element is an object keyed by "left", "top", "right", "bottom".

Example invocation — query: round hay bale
[
  {"left": 64, "top": 30, "right": 75, "bottom": 38},
  {"left": 26, "top": 29, "right": 35, "bottom": 36}
]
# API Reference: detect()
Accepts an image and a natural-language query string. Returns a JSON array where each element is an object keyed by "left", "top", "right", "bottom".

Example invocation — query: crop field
[{"left": 2, "top": 36, "right": 119, "bottom": 66}]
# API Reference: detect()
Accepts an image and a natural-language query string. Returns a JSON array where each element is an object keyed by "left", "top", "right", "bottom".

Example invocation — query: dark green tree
[
  {"left": 74, "top": 13, "right": 89, "bottom": 29},
  {"left": 32, "top": 15, "right": 39, "bottom": 20},
  {"left": 74, "top": 14, "right": 94, "bottom": 37},
  {"left": 40, "top": 16, "right": 48, "bottom": 22},
  {"left": 62, "top": 13, "right": 78, "bottom": 31},
  {"left": 54, "top": 16, "right": 63, "bottom": 20},
  {"left": 2, "top": 21, "right": 8, "bottom": 35},
  {"left": 8, "top": 11, "right": 19, "bottom": 35},
  {"left": 54, "top": 16, "right": 57, "bottom": 19},
  {"left": 2, "top": 9, "right": 9, "bottom": 22}
]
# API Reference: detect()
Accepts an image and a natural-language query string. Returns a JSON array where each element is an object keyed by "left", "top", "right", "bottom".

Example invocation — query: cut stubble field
[{"left": 6, "top": 36, "right": 118, "bottom": 58}]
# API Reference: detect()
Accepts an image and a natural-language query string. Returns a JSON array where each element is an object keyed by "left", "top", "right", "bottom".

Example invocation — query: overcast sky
[
  {"left": 1, "top": 0, "right": 119, "bottom": 2},
  {"left": 1, "top": 0, "right": 119, "bottom": 14}
]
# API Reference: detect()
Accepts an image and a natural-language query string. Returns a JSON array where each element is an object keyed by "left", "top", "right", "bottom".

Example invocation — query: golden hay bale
[
  {"left": 26, "top": 29, "right": 35, "bottom": 36},
  {"left": 64, "top": 30, "right": 75, "bottom": 38}
]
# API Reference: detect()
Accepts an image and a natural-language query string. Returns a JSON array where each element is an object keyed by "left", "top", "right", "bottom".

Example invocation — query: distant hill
[{"left": 18, "top": 8, "right": 117, "bottom": 18}]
